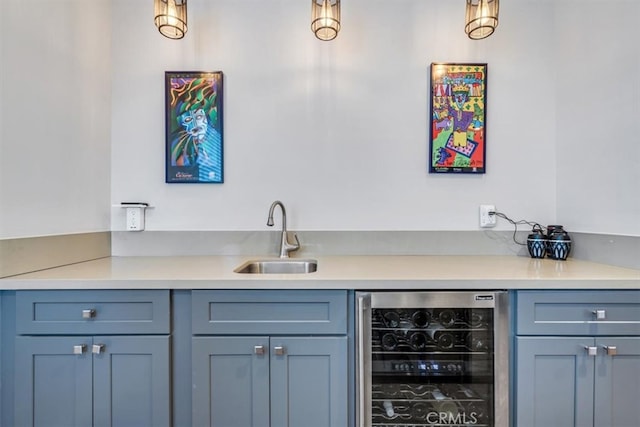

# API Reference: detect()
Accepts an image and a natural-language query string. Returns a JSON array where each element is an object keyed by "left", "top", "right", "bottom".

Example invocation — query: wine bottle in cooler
[
  {"left": 380, "top": 332, "right": 399, "bottom": 351},
  {"left": 467, "top": 309, "right": 485, "bottom": 328},
  {"left": 428, "top": 329, "right": 457, "bottom": 350},
  {"left": 382, "top": 400, "right": 394, "bottom": 417},
  {"left": 430, "top": 387, "right": 459, "bottom": 418},
  {"left": 410, "top": 402, "right": 429, "bottom": 422},
  {"left": 381, "top": 310, "right": 401, "bottom": 328},
  {"left": 411, "top": 309, "right": 431, "bottom": 328},
  {"left": 434, "top": 309, "right": 456, "bottom": 328},
  {"left": 408, "top": 331, "right": 429, "bottom": 351},
  {"left": 464, "top": 401, "right": 486, "bottom": 424},
  {"left": 457, "top": 385, "right": 486, "bottom": 424},
  {"left": 466, "top": 331, "right": 489, "bottom": 352}
]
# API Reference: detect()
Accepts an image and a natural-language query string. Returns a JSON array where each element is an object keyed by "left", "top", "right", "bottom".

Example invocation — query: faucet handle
[
  {"left": 291, "top": 233, "right": 300, "bottom": 251},
  {"left": 282, "top": 232, "right": 300, "bottom": 256}
]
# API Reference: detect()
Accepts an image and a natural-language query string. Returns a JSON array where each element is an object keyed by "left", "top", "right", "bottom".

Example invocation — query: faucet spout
[
  {"left": 267, "top": 201, "right": 286, "bottom": 229},
  {"left": 267, "top": 200, "right": 300, "bottom": 258}
]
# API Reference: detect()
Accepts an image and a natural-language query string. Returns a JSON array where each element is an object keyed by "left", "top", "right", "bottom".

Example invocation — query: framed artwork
[
  {"left": 429, "top": 63, "right": 487, "bottom": 174},
  {"left": 165, "top": 71, "right": 224, "bottom": 183}
]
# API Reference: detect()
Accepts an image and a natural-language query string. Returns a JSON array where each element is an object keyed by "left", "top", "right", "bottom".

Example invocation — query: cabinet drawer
[
  {"left": 516, "top": 290, "right": 640, "bottom": 336},
  {"left": 16, "top": 290, "right": 170, "bottom": 335},
  {"left": 192, "top": 290, "right": 348, "bottom": 335}
]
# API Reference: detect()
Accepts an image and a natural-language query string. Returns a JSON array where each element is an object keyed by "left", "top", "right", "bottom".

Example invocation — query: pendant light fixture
[
  {"left": 311, "top": 0, "right": 341, "bottom": 41},
  {"left": 465, "top": 0, "right": 499, "bottom": 40},
  {"left": 154, "top": 0, "right": 188, "bottom": 40}
]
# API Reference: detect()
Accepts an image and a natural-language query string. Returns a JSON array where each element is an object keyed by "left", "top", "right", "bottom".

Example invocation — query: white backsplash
[{"left": 110, "top": 230, "right": 640, "bottom": 270}]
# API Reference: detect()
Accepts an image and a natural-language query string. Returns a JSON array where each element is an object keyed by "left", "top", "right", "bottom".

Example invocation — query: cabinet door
[
  {"left": 192, "top": 336, "right": 270, "bottom": 427},
  {"left": 594, "top": 337, "right": 640, "bottom": 427},
  {"left": 15, "top": 336, "right": 93, "bottom": 427},
  {"left": 516, "top": 337, "right": 595, "bottom": 427},
  {"left": 93, "top": 335, "right": 171, "bottom": 427},
  {"left": 270, "top": 336, "right": 348, "bottom": 427}
]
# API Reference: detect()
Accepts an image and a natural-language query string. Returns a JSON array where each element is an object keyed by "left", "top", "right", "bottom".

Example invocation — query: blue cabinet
[
  {"left": 516, "top": 336, "right": 596, "bottom": 426},
  {"left": 192, "top": 336, "right": 270, "bottom": 427},
  {"left": 191, "top": 290, "right": 350, "bottom": 427},
  {"left": 15, "top": 336, "right": 94, "bottom": 426},
  {"left": 515, "top": 291, "right": 640, "bottom": 427},
  {"left": 13, "top": 290, "right": 171, "bottom": 427},
  {"left": 191, "top": 289, "right": 347, "bottom": 335},
  {"left": 15, "top": 289, "right": 170, "bottom": 335},
  {"left": 593, "top": 337, "right": 640, "bottom": 427},
  {"left": 270, "top": 336, "right": 347, "bottom": 427}
]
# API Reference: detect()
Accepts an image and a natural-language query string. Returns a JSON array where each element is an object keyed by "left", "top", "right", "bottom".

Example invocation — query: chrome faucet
[{"left": 267, "top": 200, "right": 300, "bottom": 258}]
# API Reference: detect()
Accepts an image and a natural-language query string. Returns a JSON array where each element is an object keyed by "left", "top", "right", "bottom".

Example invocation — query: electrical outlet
[
  {"left": 479, "top": 204, "right": 496, "bottom": 228},
  {"left": 126, "top": 207, "right": 145, "bottom": 231}
]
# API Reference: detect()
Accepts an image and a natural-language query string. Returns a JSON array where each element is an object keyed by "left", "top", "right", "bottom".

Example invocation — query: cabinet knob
[
  {"left": 584, "top": 346, "right": 598, "bottom": 356},
  {"left": 92, "top": 344, "right": 105, "bottom": 354},
  {"left": 254, "top": 345, "right": 265, "bottom": 355},
  {"left": 73, "top": 344, "right": 86, "bottom": 355},
  {"left": 82, "top": 309, "right": 96, "bottom": 319},
  {"left": 592, "top": 309, "right": 606, "bottom": 320},
  {"left": 273, "top": 346, "right": 286, "bottom": 356},
  {"left": 603, "top": 345, "right": 617, "bottom": 356}
]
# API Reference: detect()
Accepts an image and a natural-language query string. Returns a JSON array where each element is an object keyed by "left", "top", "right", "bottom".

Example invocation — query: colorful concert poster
[
  {"left": 165, "top": 71, "right": 224, "bottom": 183},
  {"left": 429, "top": 63, "right": 487, "bottom": 174}
]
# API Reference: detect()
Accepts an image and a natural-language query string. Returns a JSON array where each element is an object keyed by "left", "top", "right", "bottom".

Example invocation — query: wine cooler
[{"left": 356, "top": 291, "right": 509, "bottom": 427}]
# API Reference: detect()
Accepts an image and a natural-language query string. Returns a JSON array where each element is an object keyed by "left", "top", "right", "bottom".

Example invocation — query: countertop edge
[
  {"left": 1, "top": 255, "right": 639, "bottom": 291},
  {"left": 2, "top": 279, "right": 639, "bottom": 291}
]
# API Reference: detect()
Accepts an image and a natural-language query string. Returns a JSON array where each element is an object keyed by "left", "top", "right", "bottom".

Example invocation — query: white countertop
[{"left": 1, "top": 255, "right": 639, "bottom": 290}]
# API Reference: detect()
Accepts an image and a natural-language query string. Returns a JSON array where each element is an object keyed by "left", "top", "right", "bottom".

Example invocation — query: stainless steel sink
[{"left": 234, "top": 259, "right": 318, "bottom": 274}]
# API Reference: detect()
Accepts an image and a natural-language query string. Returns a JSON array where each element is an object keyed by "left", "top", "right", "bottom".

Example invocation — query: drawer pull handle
[
  {"left": 73, "top": 345, "right": 86, "bottom": 355},
  {"left": 82, "top": 309, "right": 96, "bottom": 319},
  {"left": 92, "top": 344, "right": 105, "bottom": 354},
  {"left": 584, "top": 346, "right": 598, "bottom": 356},
  {"left": 603, "top": 345, "right": 617, "bottom": 356},
  {"left": 254, "top": 345, "right": 265, "bottom": 355},
  {"left": 274, "top": 346, "right": 286, "bottom": 356},
  {"left": 592, "top": 310, "right": 606, "bottom": 320}
]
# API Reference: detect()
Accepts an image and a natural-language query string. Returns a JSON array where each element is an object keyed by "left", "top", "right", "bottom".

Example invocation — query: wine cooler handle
[
  {"left": 356, "top": 293, "right": 371, "bottom": 427},
  {"left": 357, "top": 305, "right": 365, "bottom": 427},
  {"left": 584, "top": 346, "right": 598, "bottom": 356},
  {"left": 603, "top": 345, "right": 617, "bottom": 356}
]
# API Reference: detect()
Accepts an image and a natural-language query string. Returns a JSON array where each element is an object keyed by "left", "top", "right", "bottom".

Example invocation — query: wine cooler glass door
[{"left": 356, "top": 291, "right": 509, "bottom": 427}]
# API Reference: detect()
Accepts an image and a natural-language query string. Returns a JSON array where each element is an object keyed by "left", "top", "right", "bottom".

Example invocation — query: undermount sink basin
[{"left": 234, "top": 259, "right": 318, "bottom": 274}]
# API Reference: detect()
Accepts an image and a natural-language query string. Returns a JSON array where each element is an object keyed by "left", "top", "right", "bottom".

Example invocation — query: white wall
[
  {"left": 555, "top": 0, "right": 640, "bottom": 235},
  {"left": 0, "top": 0, "right": 112, "bottom": 239},
  {"left": 111, "top": 0, "right": 561, "bottom": 232},
  {"left": 2, "top": 0, "right": 637, "bottom": 239}
]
